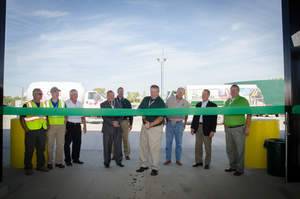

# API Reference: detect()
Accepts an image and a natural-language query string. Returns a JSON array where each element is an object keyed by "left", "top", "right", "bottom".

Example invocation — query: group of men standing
[
  {"left": 100, "top": 87, "right": 133, "bottom": 168},
  {"left": 20, "top": 84, "right": 251, "bottom": 177},
  {"left": 135, "top": 85, "right": 216, "bottom": 176},
  {"left": 134, "top": 84, "right": 251, "bottom": 176},
  {"left": 20, "top": 87, "right": 86, "bottom": 175}
]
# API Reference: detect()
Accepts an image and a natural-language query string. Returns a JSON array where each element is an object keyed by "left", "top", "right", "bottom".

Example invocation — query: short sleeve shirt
[
  {"left": 65, "top": 99, "right": 82, "bottom": 123},
  {"left": 138, "top": 96, "right": 166, "bottom": 122},
  {"left": 166, "top": 95, "right": 190, "bottom": 120},
  {"left": 224, "top": 95, "right": 250, "bottom": 127}
]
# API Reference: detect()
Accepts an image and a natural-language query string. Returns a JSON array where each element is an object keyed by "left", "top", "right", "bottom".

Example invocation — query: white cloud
[
  {"left": 231, "top": 22, "right": 243, "bottom": 31},
  {"left": 5, "top": 5, "right": 283, "bottom": 96},
  {"left": 32, "top": 10, "right": 69, "bottom": 18}
]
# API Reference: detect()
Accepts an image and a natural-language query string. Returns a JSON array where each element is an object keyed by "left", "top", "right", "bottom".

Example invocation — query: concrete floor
[{"left": 2, "top": 126, "right": 300, "bottom": 199}]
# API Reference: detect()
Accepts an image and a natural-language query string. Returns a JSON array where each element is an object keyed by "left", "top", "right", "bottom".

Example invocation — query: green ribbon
[{"left": 0, "top": 105, "right": 288, "bottom": 116}]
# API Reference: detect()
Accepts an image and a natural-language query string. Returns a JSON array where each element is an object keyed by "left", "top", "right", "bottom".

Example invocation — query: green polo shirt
[
  {"left": 138, "top": 96, "right": 166, "bottom": 123},
  {"left": 224, "top": 95, "right": 250, "bottom": 127}
]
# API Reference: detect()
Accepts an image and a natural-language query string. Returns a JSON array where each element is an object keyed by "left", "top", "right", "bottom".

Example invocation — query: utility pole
[{"left": 157, "top": 50, "right": 167, "bottom": 98}]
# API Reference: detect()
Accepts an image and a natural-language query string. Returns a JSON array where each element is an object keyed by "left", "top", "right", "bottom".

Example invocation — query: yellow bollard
[
  {"left": 10, "top": 118, "right": 48, "bottom": 169},
  {"left": 245, "top": 118, "right": 280, "bottom": 169}
]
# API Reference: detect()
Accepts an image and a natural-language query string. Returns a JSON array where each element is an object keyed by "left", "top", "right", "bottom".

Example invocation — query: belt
[
  {"left": 167, "top": 120, "right": 184, "bottom": 124},
  {"left": 227, "top": 124, "right": 244, "bottom": 128},
  {"left": 66, "top": 121, "right": 81, "bottom": 125},
  {"left": 28, "top": 128, "right": 46, "bottom": 133},
  {"left": 142, "top": 120, "right": 163, "bottom": 128},
  {"left": 121, "top": 117, "right": 130, "bottom": 121}
]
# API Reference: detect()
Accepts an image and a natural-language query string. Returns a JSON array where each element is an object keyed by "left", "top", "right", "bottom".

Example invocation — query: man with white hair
[
  {"left": 164, "top": 87, "right": 190, "bottom": 166},
  {"left": 101, "top": 90, "right": 124, "bottom": 168},
  {"left": 64, "top": 89, "right": 87, "bottom": 166}
]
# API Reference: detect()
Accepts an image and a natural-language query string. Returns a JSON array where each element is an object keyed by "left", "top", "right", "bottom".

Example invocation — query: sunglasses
[{"left": 36, "top": 93, "right": 43, "bottom": 96}]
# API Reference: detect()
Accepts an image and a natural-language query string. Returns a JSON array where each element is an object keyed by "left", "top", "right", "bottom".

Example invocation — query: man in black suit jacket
[
  {"left": 101, "top": 90, "right": 124, "bottom": 168},
  {"left": 191, "top": 89, "right": 217, "bottom": 169}
]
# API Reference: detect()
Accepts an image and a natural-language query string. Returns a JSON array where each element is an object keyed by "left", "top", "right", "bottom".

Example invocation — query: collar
[
  {"left": 176, "top": 96, "right": 183, "bottom": 101},
  {"left": 150, "top": 96, "right": 158, "bottom": 100},
  {"left": 33, "top": 100, "right": 40, "bottom": 104},
  {"left": 230, "top": 95, "right": 240, "bottom": 102},
  {"left": 232, "top": 95, "right": 240, "bottom": 100},
  {"left": 71, "top": 100, "right": 77, "bottom": 104}
]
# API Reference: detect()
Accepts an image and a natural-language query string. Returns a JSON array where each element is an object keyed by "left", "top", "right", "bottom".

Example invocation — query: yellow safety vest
[
  {"left": 24, "top": 101, "right": 47, "bottom": 130},
  {"left": 46, "top": 99, "right": 65, "bottom": 125}
]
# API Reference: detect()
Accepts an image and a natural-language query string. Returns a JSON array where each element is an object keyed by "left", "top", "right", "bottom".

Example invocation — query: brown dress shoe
[
  {"left": 163, "top": 160, "right": 171, "bottom": 165},
  {"left": 176, "top": 161, "right": 183, "bottom": 166}
]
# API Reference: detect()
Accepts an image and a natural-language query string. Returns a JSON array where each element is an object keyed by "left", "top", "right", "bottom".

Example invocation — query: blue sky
[{"left": 5, "top": 0, "right": 284, "bottom": 96}]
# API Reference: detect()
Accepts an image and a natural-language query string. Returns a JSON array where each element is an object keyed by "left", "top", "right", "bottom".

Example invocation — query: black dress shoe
[
  {"left": 55, "top": 164, "right": 65, "bottom": 168},
  {"left": 225, "top": 168, "right": 236, "bottom": 172},
  {"left": 47, "top": 164, "right": 53, "bottom": 170},
  {"left": 24, "top": 169, "right": 33, "bottom": 176},
  {"left": 125, "top": 156, "right": 130, "bottom": 160},
  {"left": 192, "top": 163, "right": 203, "bottom": 167},
  {"left": 233, "top": 171, "right": 244, "bottom": 176},
  {"left": 65, "top": 162, "right": 73, "bottom": 166},
  {"left": 104, "top": 163, "right": 110, "bottom": 168},
  {"left": 73, "top": 160, "right": 84, "bottom": 164},
  {"left": 204, "top": 165, "right": 210, "bottom": 169},
  {"left": 136, "top": 167, "right": 149, "bottom": 173},
  {"left": 117, "top": 163, "right": 124, "bottom": 167},
  {"left": 150, "top": 169, "right": 158, "bottom": 176},
  {"left": 36, "top": 167, "right": 49, "bottom": 172}
]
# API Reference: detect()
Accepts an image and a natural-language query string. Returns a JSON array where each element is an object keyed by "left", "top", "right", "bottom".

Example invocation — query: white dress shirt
[
  {"left": 65, "top": 99, "right": 82, "bottom": 123},
  {"left": 199, "top": 100, "right": 208, "bottom": 123}
]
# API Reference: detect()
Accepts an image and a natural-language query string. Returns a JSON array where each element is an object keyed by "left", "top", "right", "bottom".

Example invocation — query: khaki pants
[
  {"left": 47, "top": 125, "right": 65, "bottom": 164},
  {"left": 112, "top": 120, "right": 131, "bottom": 157},
  {"left": 139, "top": 124, "right": 163, "bottom": 170},
  {"left": 121, "top": 120, "right": 131, "bottom": 156},
  {"left": 195, "top": 125, "right": 212, "bottom": 166},
  {"left": 225, "top": 125, "right": 246, "bottom": 172}
]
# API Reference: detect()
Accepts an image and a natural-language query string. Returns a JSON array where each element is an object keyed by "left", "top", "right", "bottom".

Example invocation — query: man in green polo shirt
[
  {"left": 224, "top": 84, "right": 251, "bottom": 176},
  {"left": 136, "top": 84, "right": 166, "bottom": 176}
]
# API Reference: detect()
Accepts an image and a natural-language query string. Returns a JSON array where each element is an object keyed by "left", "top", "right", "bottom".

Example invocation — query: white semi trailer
[
  {"left": 25, "top": 81, "right": 85, "bottom": 102},
  {"left": 183, "top": 84, "right": 265, "bottom": 124},
  {"left": 185, "top": 84, "right": 265, "bottom": 107}
]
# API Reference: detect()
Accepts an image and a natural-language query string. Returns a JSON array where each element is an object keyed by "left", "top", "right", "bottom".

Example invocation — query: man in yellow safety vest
[
  {"left": 46, "top": 87, "right": 66, "bottom": 169},
  {"left": 20, "top": 88, "right": 49, "bottom": 175}
]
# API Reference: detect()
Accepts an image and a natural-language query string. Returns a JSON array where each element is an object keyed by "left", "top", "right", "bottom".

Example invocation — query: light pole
[{"left": 157, "top": 53, "right": 167, "bottom": 98}]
